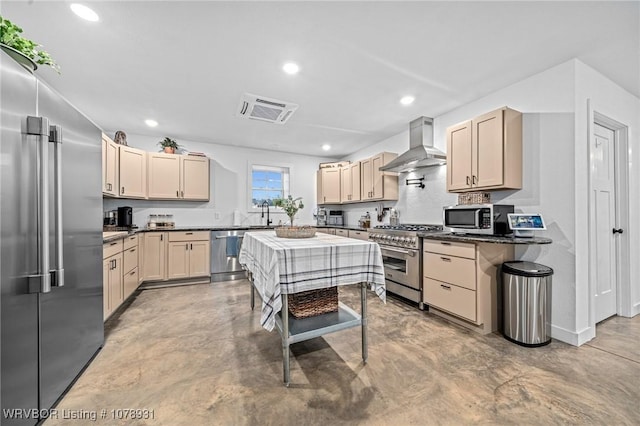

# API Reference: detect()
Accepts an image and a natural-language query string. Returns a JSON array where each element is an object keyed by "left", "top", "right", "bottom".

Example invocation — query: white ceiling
[{"left": 3, "top": 1, "right": 639, "bottom": 158}]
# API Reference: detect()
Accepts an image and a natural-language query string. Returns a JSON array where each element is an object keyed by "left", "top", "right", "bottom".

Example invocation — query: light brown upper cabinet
[
  {"left": 340, "top": 162, "right": 361, "bottom": 203},
  {"left": 181, "top": 156, "right": 210, "bottom": 200},
  {"left": 118, "top": 146, "right": 147, "bottom": 198},
  {"left": 102, "top": 133, "right": 119, "bottom": 197},
  {"left": 361, "top": 152, "right": 399, "bottom": 201},
  {"left": 148, "top": 154, "right": 210, "bottom": 201},
  {"left": 317, "top": 167, "right": 342, "bottom": 205},
  {"left": 446, "top": 107, "right": 522, "bottom": 192}
]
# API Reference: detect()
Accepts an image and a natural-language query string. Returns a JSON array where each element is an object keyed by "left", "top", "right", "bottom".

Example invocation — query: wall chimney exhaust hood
[{"left": 379, "top": 117, "right": 446, "bottom": 173}]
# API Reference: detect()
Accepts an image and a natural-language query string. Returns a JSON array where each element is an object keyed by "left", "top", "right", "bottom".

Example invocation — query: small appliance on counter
[
  {"left": 103, "top": 210, "right": 117, "bottom": 226},
  {"left": 443, "top": 204, "right": 514, "bottom": 235},
  {"left": 316, "top": 207, "right": 328, "bottom": 226},
  {"left": 328, "top": 210, "right": 344, "bottom": 226},
  {"left": 117, "top": 206, "right": 133, "bottom": 228},
  {"left": 507, "top": 213, "right": 546, "bottom": 237}
]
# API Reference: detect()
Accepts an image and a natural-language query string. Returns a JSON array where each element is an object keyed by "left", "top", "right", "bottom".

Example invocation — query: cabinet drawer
[
  {"left": 103, "top": 240, "right": 123, "bottom": 258},
  {"left": 423, "top": 240, "right": 475, "bottom": 259},
  {"left": 123, "top": 267, "right": 139, "bottom": 300},
  {"left": 335, "top": 229, "right": 349, "bottom": 237},
  {"left": 123, "top": 246, "right": 138, "bottom": 273},
  {"left": 348, "top": 230, "right": 368, "bottom": 241},
  {"left": 123, "top": 234, "right": 138, "bottom": 251},
  {"left": 423, "top": 278, "right": 476, "bottom": 322},
  {"left": 424, "top": 252, "right": 476, "bottom": 290},
  {"left": 168, "top": 231, "right": 210, "bottom": 242}
]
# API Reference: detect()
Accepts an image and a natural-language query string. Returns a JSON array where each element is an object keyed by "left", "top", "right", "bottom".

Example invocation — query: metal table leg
[
  {"left": 361, "top": 282, "right": 368, "bottom": 363},
  {"left": 281, "top": 294, "right": 290, "bottom": 386},
  {"left": 250, "top": 280, "right": 255, "bottom": 311}
]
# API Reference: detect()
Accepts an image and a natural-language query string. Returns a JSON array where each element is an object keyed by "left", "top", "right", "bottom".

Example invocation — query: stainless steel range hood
[{"left": 379, "top": 117, "right": 446, "bottom": 173}]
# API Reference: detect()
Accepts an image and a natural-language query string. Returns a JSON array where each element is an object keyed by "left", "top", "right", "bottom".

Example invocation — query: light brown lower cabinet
[
  {"left": 144, "top": 231, "right": 210, "bottom": 281},
  {"left": 335, "top": 229, "right": 349, "bottom": 237},
  {"left": 348, "top": 230, "right": 368, "bottom": 241},
  {"left": 423, "top": 239, "right": 513, "bottom": 334},
  {"left": 103, "top": 236, "right": 139, "bottom": 321}
]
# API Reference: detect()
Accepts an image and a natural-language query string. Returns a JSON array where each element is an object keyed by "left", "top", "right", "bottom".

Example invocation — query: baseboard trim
[{"left": 551, "top": 324, "right": 595, "bottom": 346}]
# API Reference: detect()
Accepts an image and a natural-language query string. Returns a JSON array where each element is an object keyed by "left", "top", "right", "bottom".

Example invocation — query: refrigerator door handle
[
  {"left": 50, "top": 124, "right": 65, "bottom": 287},
  {"left": 26, "top": 116, "right": 52, "bottom": 294}
]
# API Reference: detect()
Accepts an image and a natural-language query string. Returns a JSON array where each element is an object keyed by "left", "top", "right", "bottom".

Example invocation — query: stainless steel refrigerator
[{"left": 1, "top": 51, "right": 104, "bottom": 425}]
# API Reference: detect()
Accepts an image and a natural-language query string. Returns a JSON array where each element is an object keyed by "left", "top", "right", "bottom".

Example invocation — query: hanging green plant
[{"left": 0, "top": 16, "right": 60, "bottom": 73}]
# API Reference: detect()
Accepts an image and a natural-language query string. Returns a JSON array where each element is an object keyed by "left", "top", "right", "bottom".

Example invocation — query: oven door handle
[{"left": 381, "top": 247, "right": 416, "bottom": 257}]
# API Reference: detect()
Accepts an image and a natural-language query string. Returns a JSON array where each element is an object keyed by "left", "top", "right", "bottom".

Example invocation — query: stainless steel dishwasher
[{"left": 211, "top": 229, "right": 247, "bottom": 282}]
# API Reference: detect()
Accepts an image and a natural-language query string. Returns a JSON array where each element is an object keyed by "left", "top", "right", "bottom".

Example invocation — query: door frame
[{"left": 587, "top": 100, "right": 632, "bottom": 333}]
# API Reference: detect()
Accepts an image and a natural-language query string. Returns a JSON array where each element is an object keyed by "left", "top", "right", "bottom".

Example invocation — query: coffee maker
[{"left": 117, "top": 206, "right": 133, "bottom": 228}]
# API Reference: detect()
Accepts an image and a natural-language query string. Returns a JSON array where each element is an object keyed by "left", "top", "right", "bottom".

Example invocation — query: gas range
[{"left": 369, "top": 224, "right": 443, "bottom": 249}]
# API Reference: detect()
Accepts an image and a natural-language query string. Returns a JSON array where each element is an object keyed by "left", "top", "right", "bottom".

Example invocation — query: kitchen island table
[{"left": 239, "top": 231, "right": 385, "bottom": 386}]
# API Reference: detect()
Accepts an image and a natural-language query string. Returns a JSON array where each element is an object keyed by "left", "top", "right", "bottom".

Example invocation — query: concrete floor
[{"left": 47, "top": 280, "right": 640, "bottom": 425}]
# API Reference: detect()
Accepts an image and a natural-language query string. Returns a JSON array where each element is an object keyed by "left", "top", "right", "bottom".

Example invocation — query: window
[{"left": 250, "top": 164, "right": 290, "bottom": 208}]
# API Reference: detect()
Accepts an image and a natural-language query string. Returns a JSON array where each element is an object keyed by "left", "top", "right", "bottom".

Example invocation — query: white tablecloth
[{"left": 239, "top": 231, "right": 386, "bottom": 331}]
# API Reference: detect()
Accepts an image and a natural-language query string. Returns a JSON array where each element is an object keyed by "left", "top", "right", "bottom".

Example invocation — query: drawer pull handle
[
  {"left": 186, "top": 232, "right": 193, "bottom": 235},
  {"left": 130, "top": 248, "right": 136, "bottom": 253},
  {"left": 130, "top": 271, "right": 136, "bottom": 276},
  {"left": 440, "top": 257, "right": 451, "bottom": 262},
  {"left": 440, "top": 242, "right": 451, "bottom": 246},
  {"left": 110, "top": 242, "right": 117, "bottom": 246},
  {"left": 440, "top": 284, "right": 451, "bottom": 290}
]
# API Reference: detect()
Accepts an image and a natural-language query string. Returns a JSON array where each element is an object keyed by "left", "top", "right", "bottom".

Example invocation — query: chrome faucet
[{"left": 261, "top": 201, "right": 272, "bottom": 226}]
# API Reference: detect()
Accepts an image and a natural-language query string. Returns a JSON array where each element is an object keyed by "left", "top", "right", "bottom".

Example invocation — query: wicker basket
[
  {"left": 275, "top": 226, "right": 316, "bottom": 239},
  {"left": 287, "top": 287, "right": 338, "bottom": 319},
  {"left": 457, "top": 192, "right": 491, "bottom": 205}
]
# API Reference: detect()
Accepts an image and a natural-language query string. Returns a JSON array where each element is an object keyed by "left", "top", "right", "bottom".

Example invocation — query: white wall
[
  {"left": 104, "top": 134, "right": 333, "bottom": 227},
  {"left": 573, "top": 60, "right": 640, "bottom": 340}
]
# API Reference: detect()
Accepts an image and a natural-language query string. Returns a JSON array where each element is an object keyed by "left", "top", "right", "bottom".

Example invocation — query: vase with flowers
[{"left": 273, "top": 195, "right": 315, "bottom": 238}]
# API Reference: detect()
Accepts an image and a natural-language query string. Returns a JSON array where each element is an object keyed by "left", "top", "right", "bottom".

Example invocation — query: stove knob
[{"left": 399, "top": 237, "right": 406, "bottom": 245}]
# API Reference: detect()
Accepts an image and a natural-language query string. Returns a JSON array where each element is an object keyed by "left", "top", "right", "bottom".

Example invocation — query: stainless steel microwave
[{"left": 443, "top": 204, "right": 514, "bottom": 235}]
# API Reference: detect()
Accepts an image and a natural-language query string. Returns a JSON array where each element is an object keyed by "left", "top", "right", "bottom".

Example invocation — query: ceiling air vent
[{"left": 236, "top": 93, "right": 298, "bottom": 124}]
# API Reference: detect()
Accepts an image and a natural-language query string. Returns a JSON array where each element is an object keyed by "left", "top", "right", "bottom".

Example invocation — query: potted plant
[
  {"left": 158, "top": 137, "right": 179, "bottom": 154},
  {"left": 0, "top": 16, "right": 59, "bottom": 73},
  {"left": 273, "top": 196, "right": 314, "bottom": 238}
]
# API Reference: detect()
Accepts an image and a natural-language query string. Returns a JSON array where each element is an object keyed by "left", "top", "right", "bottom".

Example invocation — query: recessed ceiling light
[
  {"left": 70, "top": 4, "right": 99, "bottom": 22},
  {"left": 400, "top": 96, "right": 415, "bottom": 106},
  {"left": 322, "top": 144, "right": 331, "bottom": 151},
  {"left": 282, "top": 62, "right": 300, "bottom": 75},
  {"left": 144, "top": 119, "right": 158, "bottom": 128}
]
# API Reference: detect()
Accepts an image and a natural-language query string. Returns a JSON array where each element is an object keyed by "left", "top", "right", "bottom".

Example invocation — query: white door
[{"left": 593, "top": 123, "right": 617, "bottom": 322}]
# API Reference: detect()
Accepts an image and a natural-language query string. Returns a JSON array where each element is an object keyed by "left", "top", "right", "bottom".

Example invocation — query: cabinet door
[
  {"left": 189, "top": 240, "right": 211, "bottom": 277},
  {"left": 335, "top": 229, "right": 349, "bottom": 237},
  {"left": 103, "top": 258, "right": 111, "bottom": 321},
  {"left": 472, "top": 110, "right": 504, "bottom": 188},
  {"left": 109, "top": 253, "right": 123, "bottom": 315},
  {"left": 143, "top": 232, "right": 167, "bottom": 281},
  {"left": 340, "top": 166, "right": 351, "bottom": 203},
  {"left": 167, "top": 242, "right": 190, "bottom": 280},
  {"left": 360, "top": 158, "right": 373, "bottom": 200},
  {"left": 123, "top": 268, "right": 139, "bottom": 300},
  {"left": 148, "top": 154, "right": 180, "bottom": 199},
  {"left": 320, "top": 168, "right": 341, "bottom": 204},
  {"left": 102, "top": 134, "right": 118, "bottom": 196},
  {"left": 446, "top": 120, "right": 473, "bottom": 191},
  {"left": 350, "top": 162, "right": 361, "bottom": 202},
  {"left": 371, "top": 154, "right": 385, "bottom": 199},
  {"left": 348, "top": 230, "right": 368, "bottom": 240},
  {"left": 119, "top": 146, "right": 147, "bottom": 198},
  {"left": 181, "top": 156, "right": 209, "bottom": 200}
]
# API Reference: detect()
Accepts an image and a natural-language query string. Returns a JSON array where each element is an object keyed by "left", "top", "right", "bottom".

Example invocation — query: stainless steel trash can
[{"left": 502, "top": 261, "right": 554, "bottom": 347}]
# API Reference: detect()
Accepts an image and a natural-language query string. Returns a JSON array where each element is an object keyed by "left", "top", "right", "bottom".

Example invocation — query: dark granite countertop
[
  {"left": 418, "top": 231, "right": 552, "bottom": 245},
  {"left": 103, "top": 225, "right": 367, "bottom": 243}
]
